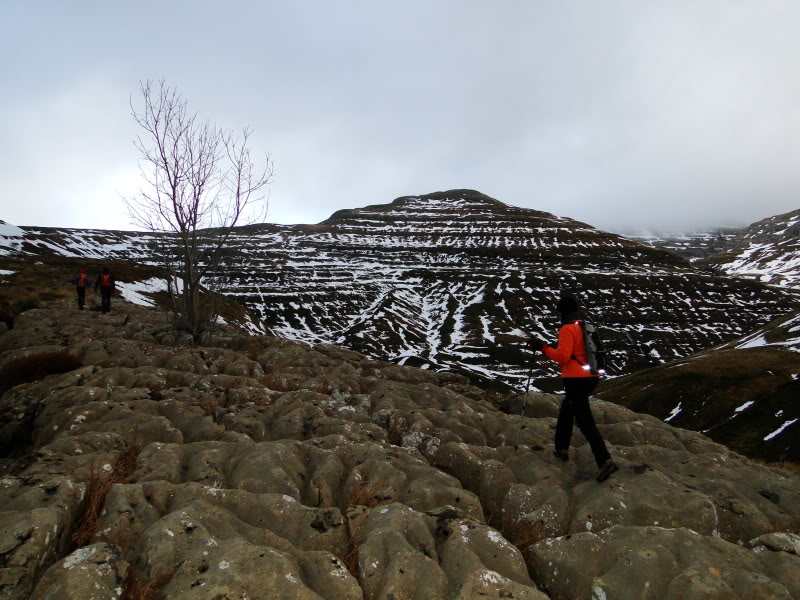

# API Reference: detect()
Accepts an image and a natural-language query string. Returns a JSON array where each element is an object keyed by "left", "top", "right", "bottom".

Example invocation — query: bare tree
[{"left": 126, "top": 80, "right": 273, "bottom": 338}]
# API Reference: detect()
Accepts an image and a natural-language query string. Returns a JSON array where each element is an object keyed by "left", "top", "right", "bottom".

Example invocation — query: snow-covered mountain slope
[
  {"left": 0, "top": 220, "right": 24, "bottom": 255},
  {"left": 3, "top": 190, "right": 798, "bottom": 390},
  {"left": 701, "top": 208, "right": 800, "bottom": 288}
]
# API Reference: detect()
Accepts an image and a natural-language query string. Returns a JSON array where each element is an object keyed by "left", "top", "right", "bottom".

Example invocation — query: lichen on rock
[{"left": 0, "top": 297, "right": 798, "bottom": 599}]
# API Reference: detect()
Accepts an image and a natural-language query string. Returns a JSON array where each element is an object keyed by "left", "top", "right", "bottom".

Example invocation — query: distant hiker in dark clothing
[
  {"left": 70, "top": 269, "right": 91, "bottom": 310},
  {"left": 94, "top": 268, "right": 115, "bottom": 313},
  {"left": 529, "top": 294, "right": 618, "bottom": 482}
]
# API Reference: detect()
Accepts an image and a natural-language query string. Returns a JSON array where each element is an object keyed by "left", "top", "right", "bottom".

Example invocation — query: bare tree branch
[{"left": 124, "top": 79, "right": 274, "bottom": 338}]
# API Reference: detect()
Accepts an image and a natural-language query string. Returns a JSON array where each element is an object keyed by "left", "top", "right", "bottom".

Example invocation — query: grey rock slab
[
  {"left": 356, "top": 503, "right": 448, "bottom": 600},
  {"left": 0, "top": 477, "right": 84, "bottom": 600},
  {"left": 528, "top": 525, "right": 798, "bottom": 600},
  {"left": 749, "top": 531, "right": 800, "bottom": 555},
  {"left": 158, "top": 536, "right": 361, "bottom": 600},
  {"left": 30, "top": 543, "right": 127, "bottom": 600}
]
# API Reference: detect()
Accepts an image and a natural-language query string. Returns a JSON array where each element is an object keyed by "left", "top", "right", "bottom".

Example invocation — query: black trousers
[
  {"left": 76, "top": 287, "right": 86, "bottom": 309},
  {"left": 554, "top": 377, "right": 611, "bottom": 467},
  {"left": 100, "top": 288, "right": 112, "bottom": 313}
]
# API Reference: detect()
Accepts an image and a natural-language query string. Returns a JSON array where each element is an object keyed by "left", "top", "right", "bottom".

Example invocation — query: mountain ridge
[{"left": 2, "top": 190, "right": 798, "bottom": 389}]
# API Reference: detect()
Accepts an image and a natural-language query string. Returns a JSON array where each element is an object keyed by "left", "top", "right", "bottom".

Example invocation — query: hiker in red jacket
[
  {"left": 94, "top": 267, "right": 115, "bottom": 313},
  {"left": 529, "top": 294, "right": 618, "bottom": 482},
  {"left": 70, "top": 269, "right": 92, "bottom": 310}
]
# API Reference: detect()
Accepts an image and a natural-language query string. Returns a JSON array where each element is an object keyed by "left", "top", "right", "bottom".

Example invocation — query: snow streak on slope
[
  {"left": 0, "top": 220, "right": 24, "bottom": 255},
  {"left": 716, "top": 207, "right": 800, "bottom": 287},
  {"left": 732, "top": 312, "right": 800, "bottom": 353},
  {"left": 6, "top": 190, "right": 798, "bottom": 389}
]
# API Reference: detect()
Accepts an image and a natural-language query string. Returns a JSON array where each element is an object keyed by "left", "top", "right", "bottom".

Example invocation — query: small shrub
[{"left": 0, "top": 351, "right": 82, "bottom": 392}]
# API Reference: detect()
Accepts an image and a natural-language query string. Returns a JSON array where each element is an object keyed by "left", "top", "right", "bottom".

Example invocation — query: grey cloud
[{"left": 1, "top": 1, "right": 799, "bottom": 234}]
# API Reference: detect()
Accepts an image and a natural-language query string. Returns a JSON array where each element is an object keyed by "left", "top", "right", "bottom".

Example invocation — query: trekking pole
[{"left": 513, "top": 355, "right": 536, "bottom": 450}]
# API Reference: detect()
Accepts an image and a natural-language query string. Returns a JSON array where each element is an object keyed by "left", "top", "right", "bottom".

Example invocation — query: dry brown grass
[
  {"left": 759, "top": 460, "right": 800, "bottom": 476},
  {"left": 120, "top": 571, "right": 169, "bottom": 600},
  {"left": 347, "top": 479, "right": 386, "bottom": 509},
  {"left": 72, "top": 446, "right": 140, "bottom": 547},
  {"left": 560, "top": 492, "right": 577, "bottom": 536},
  {"left": 511, "top": 520, "right": 549, "bottom": 553},
  {"left": 768, "top": 516, "right": 800, "bottom": 535},
  {"left": 245, "top": 344, "right": 261, "bottom": 362},
  {"left": 343, "top": 538, "right": 360, "bottom": 580},
  {"left": 387, "top": 416, "right": 408, "bottom": 446}
]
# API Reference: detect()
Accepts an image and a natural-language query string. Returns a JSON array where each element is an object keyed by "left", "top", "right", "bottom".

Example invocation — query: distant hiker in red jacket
[
  {"left": 94, "top": 268, "right": 115, "bottom": 313},
  {"left": 529, "top": 294, "right": 618, "bottom": 482},
  {"left": 70, "top": 269, "right": 92, "bottom": 310}
]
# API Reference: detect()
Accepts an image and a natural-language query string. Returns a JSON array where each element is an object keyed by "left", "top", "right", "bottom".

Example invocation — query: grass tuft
[
  {"left": 72, "top": 446, "right": 140, "bottom": 548},
  {"left": 343, "top": 538, "right": 360, "bottom": 581}
]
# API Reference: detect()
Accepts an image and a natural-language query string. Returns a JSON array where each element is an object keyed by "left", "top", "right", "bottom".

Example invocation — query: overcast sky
[{"left": 2, "top": 1, "right": 800, "bottom": 234}]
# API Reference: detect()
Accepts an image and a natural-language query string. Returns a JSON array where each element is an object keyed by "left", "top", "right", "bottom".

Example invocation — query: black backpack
[{"left": 573, "top": 320, "right": 608, "bottom": 376}]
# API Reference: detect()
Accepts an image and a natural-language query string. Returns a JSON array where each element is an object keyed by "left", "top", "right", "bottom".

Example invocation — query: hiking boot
[
  {"left": 553, "top": 449, "right": 569, "bottom": 462},
  {"left": 596, "top": 460, "right": 618, "bottom": 483}
]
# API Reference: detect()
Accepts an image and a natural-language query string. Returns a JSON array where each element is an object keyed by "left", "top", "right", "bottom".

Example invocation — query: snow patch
[
  {"left": 664, "top": 403, "right": 682, "bottom": 422},
  {"left": 764, "top": 419, "right": 798, "bottom": 441}
]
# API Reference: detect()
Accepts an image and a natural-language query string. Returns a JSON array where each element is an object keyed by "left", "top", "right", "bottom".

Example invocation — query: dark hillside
[{"left": 597, "top": 312, "right": 800, "bottom": 464}]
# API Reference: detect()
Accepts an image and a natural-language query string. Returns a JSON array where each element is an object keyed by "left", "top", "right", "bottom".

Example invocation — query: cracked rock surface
[{"left": 0, "top": 299, "right": 799, "bottom": 599}]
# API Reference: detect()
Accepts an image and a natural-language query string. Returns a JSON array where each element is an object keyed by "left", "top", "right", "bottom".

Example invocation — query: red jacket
[{"left": 541, "top": 321, "right": 597, "bottom": 379}]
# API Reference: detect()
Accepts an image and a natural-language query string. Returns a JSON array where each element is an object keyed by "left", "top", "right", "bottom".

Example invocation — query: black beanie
[{"left": 557, "top": 295, "right": 579, "bottom": 315}]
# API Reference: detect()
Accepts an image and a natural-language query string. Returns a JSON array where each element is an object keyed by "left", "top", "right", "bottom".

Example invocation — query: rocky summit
[
  {"left": 4, "top": 190, "right": 798, "bottom": 390},
  {"left": 1, "top": 297, "right": 799, "bottom": 599}
]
